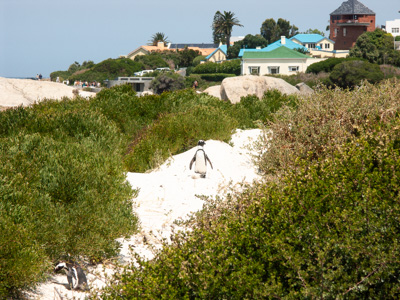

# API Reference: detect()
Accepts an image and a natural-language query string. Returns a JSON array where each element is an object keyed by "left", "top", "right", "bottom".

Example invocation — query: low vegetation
[
  {"left": 0, "top": 84, "right": 294, "bottom": 297},
  {"left": 95, "top": 79, "right": 400, "bottom": 299}
]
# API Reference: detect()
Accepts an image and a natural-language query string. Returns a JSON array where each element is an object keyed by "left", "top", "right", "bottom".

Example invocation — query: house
[
  {"left": 241, "top": 46, "right": 325, "bottom": 76},
  {"left": 238, "top": 36, "right": 308, "bottom": 57},
  {"left": 126, "top": 42, "right": 218, "bottom": 60},
  {"left": 385, "top": 19, "right": 400, "bottom": 38},
  {"left": 330, "top": 0, "right": 375, "bottom": 50},
  {"left": 206, "top": 45, "right": 228, "bottom": 62},
  {"left": 290, "top": 33, "right": 349, "bottom": 58}
]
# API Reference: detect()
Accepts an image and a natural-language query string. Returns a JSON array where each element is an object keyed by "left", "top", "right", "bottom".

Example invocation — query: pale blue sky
[{"left": 0, "top": 0, "right": 398, "bottom": 78}]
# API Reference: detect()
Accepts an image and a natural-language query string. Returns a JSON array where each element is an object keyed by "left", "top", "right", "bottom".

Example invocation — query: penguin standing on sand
[
  {"left": 54, "top": 262, "right": 89, "bottom": 291},
  {"left": 189, "top": 140, "right": 213, "bottom": 178}
]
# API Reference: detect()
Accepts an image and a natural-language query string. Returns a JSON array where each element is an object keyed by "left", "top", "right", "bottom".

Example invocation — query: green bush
[
  {"left": 192, "top": 59, "right": 241, "bottom": 75},
  {"left": 0, "top": 98, "right": 139, "bottom": 296},
  {"left": 150, "top": 72, "right": 185, "bottom": 94},
  {"left": 97, "top": 80, "right": 400, "bottom": 299},
  {"left": 306, "top": 57, "right": 362, "bottom": 74},
  {"left": 198, "top": 73, "right": 236, "bottom": 81},
  {"left": 329, "top": 60, "right": 384, "bottom": 89},
  {"left": 124, "top": 105, "right": 238, "bottom": 172}
]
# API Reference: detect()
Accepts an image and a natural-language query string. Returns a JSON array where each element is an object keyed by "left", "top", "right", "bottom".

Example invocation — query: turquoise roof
[
  {"left": 238, "top": 38, "right": 308, "bottom": 57},
  {"left": 290, "top": 34, "right": 334, "bottom": 44},
  {"left": 206, "top": 45, "right": 227, "bottom": 60}
]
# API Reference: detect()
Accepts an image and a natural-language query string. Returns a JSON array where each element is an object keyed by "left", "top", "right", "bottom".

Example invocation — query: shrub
[
  {"left": 198, "top": 73, "right": 236, "bottom": 81},
  {"left": 329, "top": 60, "right": 384, "bottom": 89},
  {"left": 124, "top": 105, "right": 238, "bottom": 172},
  {"left": 150, "top": 72, "right": 185, "bottom": 94},
  {"left": 192, "top": 59, "right": 241, "bottom": 75},
  {"left": 97, "top": 80, "right": 400, "bottom": 299},
  {"left": 306, "top": 57, "right": 362, "bottom": 74}
]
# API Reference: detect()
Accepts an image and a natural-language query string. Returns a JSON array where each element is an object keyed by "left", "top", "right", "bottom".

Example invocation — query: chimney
[
  {"left": 157, "top": 41, "right": 164, "bottom": 48},
  {"left": 281, "top": 36, "right": 286, "bottom": 45}
]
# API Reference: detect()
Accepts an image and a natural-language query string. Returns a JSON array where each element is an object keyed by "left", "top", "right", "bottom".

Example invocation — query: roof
[
  {"left": 206, "top": 45, "right": 228, "bottom": 60},
  {"left": 290, "top": 34, "right": 334, "bottom": 44},
  {"left": 169, "top": 43, "right": 218, "bottom": 49},
  {"left": 242, "top": 46, "right": 310, "bottom": 59},
  {"left": 239, "top": 38, "right": 308, "bottom": 57},
  {"left": 330, "top": 0, "right": 375, "bottom": 15}
]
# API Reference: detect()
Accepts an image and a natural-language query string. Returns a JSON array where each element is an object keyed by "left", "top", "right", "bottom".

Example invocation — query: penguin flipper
[
  {"left": 189, "top": 155, "right": 196, "bottom": 170},
  {"left": 206, "top": 155, "right": 213, "bottom": 169}
]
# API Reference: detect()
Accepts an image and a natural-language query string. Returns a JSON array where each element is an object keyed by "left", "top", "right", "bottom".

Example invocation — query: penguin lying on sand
[
  {"left": 189, "top": 140, "right": 213, "bottom": 178},
  {"left": 54, "top": 262, "right": 89, "bottom": 291}
]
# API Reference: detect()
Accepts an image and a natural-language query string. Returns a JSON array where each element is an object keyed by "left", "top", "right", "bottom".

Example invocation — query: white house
[
  {"left": 241, "top": 46, "right": 325, "bottom": 76},
  {"left": 290, "top": 34, "right": 348, "bottom": 58},
  {"left": 385, "top": 19, "right": 400, "bottom": 38}
]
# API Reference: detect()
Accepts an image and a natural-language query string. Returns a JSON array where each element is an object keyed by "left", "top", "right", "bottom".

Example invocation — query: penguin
[
  {"left": 189, "top": 140, "right": 213, "bottom": 178},
  {"left": 54, "top": 262, "right": 89, "bottom": 291}
]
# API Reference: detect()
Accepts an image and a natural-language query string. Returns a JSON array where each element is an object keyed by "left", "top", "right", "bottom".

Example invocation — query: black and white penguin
[
  {"left": 54, "top": 262, "right": 89, "bottom": 291},
  {"left": 189, "top": 140, "right": 213, "bottom": 178}
]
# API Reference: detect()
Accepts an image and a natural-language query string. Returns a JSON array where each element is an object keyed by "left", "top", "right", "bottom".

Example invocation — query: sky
[{"left": 0, "top": 0, "right": 399, "bottom": 78}]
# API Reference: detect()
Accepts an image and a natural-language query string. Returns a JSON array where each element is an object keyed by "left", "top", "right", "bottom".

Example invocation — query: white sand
[
  {"left": 25, "top": 129, "right": 264, "bottom": 299},
  {"left": 0, "top": 77, "right": 94, "bottom": 108}
]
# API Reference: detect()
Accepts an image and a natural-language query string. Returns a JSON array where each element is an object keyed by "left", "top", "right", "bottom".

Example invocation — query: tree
[
  {"left": 329, "top": 60, "right": 384, "bottom": 89},
  {"left": 228, "top": 34, "right": 268, "bottom": 58},
  {"left": 350, "top": 28, "right": 400, "bottom": 66},
  {"left": 212, "top": 11, "right": 243, "bottom": 57},
  {"left": 260, "top": 18, "right": 299, "bottom": 44},
  {"left": 302, "top": 28, "right": 325, "bottom": 36},
  {"left": 150, "top": 72, "right": 185, "bottom": 94},
  {"left": 149, "top": 32, "right": 169, "bottom": 46}
]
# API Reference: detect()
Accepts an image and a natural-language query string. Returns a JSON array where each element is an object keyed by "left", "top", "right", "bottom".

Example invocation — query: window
[
  {"left": 343, "top": 28, "right": 347, "bottom": 37},
  {"left": 249, "top": 66, "right": 260, "bottom": 75},
  {"left": 289, "top": 66, "right": 299, "bottom": 72},
  {"left": 268, "top": 66, "right": 280, "bottom": 74},
  {"left": 308, "top": 43, "right": 316, "bottom": 49},
  {"left": 334, "top": 28, "right": 338, "bottom": 37},
  {"left": 325, "top": 43, "right": 331, "bottom": 49},
  {"left": 392, "top": 28, "right": 400, "bottom": 33}
]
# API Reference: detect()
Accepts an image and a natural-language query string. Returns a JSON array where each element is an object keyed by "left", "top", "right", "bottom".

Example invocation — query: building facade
[
  {"left": 386, "top": 19, "right": 400, "bottom": 38},
  {"left": 330, "top": 0, "right": 375, "bottom": 50}
]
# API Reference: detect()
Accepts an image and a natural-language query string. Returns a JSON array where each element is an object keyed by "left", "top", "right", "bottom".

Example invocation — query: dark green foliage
[
  {"left": 0, "top": 96, "right": 139, "bottom": 296},
  {"left": 98, "top": 80, "right": 400, "bottom": 299},
  {"left": 150, "top": 72, "right": 185, "bottom": 94},
  {"left": 228, "top": 34, "right": 268, "bottom": 59},
  {"left": 260, "top": 18, "right": 299, "bottom": 44},
  {"left": 68, "top": 58, "right": 144, "bottom": 83},
  {"left": 191, "top": 59, "right": 241, "bottom": 75},
  {"left": 134, "top": 52, "right": 170, "bottom": 70},
  {"left": 330, "top": 60, "right": 384, "bottom": 89},
  {"left": 198, "top": 73, "right": 236, "bottom": 81},
  {"left": 306, "top": 57, "right": 362, "bottom": 74},
  {"left": 350, "top": 28, "right": 400, "bottom": 66},
  {"left": 125, "top": 105, "right": 237, "bottom": 172}
]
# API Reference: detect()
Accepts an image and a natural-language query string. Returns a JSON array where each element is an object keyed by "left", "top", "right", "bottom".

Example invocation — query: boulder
[
  {"left": 220, "top": 75, "right": 300, "bottom": 104},
  {"left": 203, "top": 85, "right": 222, "bottom": 99},
  {"left": 296, "top": 82, "right": 314, "bottom": 95}
]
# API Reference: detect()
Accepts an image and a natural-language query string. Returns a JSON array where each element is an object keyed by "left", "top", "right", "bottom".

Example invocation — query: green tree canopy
[
  {"left": 350, "top": 28, "right": 400, "bottom": 66},
  {"left": 260, "top": 18, "right": 299, "bottom": 44},
  {"left": 228, "top": 34, "right": 268, "bottom": 58},
  {"left": 302, "top": 28, "right": 325, "bottom": 36},
  {"left": 149, "top": 32, "right": 169, "bottom": 46},
  {"left": 212, "top": 11, "right": 243, "bottom": 57}
]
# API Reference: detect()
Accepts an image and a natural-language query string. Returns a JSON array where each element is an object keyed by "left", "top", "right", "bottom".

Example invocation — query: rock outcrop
[
  {"left": 295, "top": 82, "right": 314, "bottom": 95},
  {"left": 203, "top": 85, "right": 222, "bottom": 99},
  {"left": 219, "top": 75, "right": 300, "bottom": 104}
]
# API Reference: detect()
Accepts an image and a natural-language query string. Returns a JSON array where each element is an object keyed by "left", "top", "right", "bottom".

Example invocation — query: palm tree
[
  {"left": 212, "top": 11, "right": 243, "bottom": 56},
  {"left": 149, "top": 32, "right": 169, "bottom": 47}
]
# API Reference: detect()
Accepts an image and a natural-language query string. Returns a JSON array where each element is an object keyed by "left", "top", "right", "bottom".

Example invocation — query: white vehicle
[
  {"left": 155, "top": 67, "right": 171, "bottom": 72},
  {"left": 134, "top": 70, "right": 154, "bottom": 76}
]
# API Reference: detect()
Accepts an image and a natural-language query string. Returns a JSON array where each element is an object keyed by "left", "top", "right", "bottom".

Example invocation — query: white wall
[
  {"left": 386, "top": 19, "right": 400, "bottom": 37},
  {"left": 242, "top": 58, "right": 326, "bottom": 76}
]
